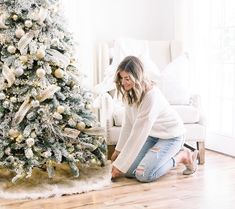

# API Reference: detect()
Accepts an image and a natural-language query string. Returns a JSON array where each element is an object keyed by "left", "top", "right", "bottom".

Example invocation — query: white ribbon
[
  {"left": 37, "top": 84, "right": 61, "bottom": 102},
  {"left": 13, "top": 97, "right": 32, "bottom": 125},
  {"left": 2, "top": 64, "right": 15, "bottom": 87},
  {"left": 18, "top": 30, "right": 39, "bottom": 55},
  {"left": 0, "top": 14, "right": 8, "bottom": 29},
  {"left": 46, "top": 49, "right": 70, "bottom": 68}
]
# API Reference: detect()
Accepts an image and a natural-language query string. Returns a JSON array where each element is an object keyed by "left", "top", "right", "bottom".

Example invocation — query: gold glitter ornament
[
  {"left": 12, "top": 14, "right": 18, "bottom": 21},
  {"left": 54, "top": 68, "right": 64, "bottom": 78},
  {"left": 8, "top": 129, "right": 20, "bottom": 138},
  {"left": 19, "top": 55, "right": 28, "bottom": 63},
  {"left": 85, "top": 103, "right": 92, "bottom": 110},
  {"left": 76, "top": 121, "right": 86, "bottom": 131},
  {"left": 57, "top": 105, "right": 65, "bottom": 113},
  {"left": 16, "top": 134, "right": 23, "bottom": 143}
]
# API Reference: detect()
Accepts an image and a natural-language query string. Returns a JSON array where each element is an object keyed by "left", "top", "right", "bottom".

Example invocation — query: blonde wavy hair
[{"left": 115, "top": 56, "right": 151, "bottom": 106}]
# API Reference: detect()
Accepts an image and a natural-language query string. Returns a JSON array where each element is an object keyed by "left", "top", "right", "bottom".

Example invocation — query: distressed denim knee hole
[
  {"left": 150, "top": 146, "right": 160, "bottom": 153},
  {"left": 135, "top": 165, "right": 145, "bottom": 176}
]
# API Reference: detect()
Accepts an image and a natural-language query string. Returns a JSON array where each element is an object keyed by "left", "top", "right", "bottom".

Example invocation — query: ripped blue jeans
[{"left": 125, "top": 136, "right": 184, "bottom": 182}]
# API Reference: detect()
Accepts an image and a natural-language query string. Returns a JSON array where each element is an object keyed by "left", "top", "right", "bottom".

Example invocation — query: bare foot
[
  {"left": 175, "top": 149, "right": 193, "bottom": 165},
  {"left": 175, "top": 149, "right": 198, "bottom": 175}
]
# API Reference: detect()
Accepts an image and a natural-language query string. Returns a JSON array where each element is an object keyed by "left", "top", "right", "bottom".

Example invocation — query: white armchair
[{"left": 97, "top": 40, "right": 206, "bottom": 164}]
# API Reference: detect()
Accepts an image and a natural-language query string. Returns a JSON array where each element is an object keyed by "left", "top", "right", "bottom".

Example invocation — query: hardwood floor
[{"left": 0, "top": 150, "right": 235, "bottom": 209}]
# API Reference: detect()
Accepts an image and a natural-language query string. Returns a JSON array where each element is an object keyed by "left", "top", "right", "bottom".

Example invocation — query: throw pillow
[{"left": 160, "top": 54, "right": 190, "bottom": 105}]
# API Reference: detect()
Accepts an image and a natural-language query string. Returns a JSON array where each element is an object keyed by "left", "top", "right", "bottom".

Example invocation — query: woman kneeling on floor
[{"left": 111, "top": 56, "right": 198, "bottom": 182}]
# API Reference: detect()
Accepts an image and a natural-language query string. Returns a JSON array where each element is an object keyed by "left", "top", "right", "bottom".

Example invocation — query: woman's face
[{"left": 119, "top": 71, "right": 134, "bottom": 91}]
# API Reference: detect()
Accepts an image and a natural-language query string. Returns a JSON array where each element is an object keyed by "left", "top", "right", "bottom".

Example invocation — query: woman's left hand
[{"left": 111, "top": 166, "right": 123, "bottom": 179}]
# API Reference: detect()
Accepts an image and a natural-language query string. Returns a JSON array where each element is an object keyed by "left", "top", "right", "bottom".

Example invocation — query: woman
[{"left": 111, "top": 56, "right": 198, "bottom": 182}]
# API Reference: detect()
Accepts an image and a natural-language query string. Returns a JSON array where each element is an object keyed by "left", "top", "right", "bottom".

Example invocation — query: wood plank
[{"left": 0, "top": 150, "right": 235, "bottom": 209}]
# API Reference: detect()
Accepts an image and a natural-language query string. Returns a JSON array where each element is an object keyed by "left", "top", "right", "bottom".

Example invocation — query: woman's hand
[
  {"left": 111, "top": 150, "right": 120, "bottom": 162},
  {"left": 111, "top": 166, "right": 123, "bottom": 180}
]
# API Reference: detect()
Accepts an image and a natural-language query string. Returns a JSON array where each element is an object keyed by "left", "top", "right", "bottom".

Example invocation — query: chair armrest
[{"left": 190, "top": 94, "right": 206, "bottom": 126}]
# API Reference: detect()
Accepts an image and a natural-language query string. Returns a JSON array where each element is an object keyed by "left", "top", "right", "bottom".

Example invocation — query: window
[{"left": 181, "top": 0, "right": 235, "bottom": 156}]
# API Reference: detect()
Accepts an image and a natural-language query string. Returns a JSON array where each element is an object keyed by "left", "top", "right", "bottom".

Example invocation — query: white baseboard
[{"left": 206, "top": 133, "right": 235, "bottom": 157}]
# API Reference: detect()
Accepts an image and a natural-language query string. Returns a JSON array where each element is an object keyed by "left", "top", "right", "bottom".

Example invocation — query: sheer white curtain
[
  {"left": 61, "top": 0, "right": 94, "bottom": 88},
  {"left": 176, "top": 0, "right": 235, "bottom": 156}
]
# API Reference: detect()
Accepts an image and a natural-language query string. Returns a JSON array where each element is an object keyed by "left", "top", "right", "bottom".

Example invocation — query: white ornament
[
  {"left": 15, "top": 28, "right": 25, "bottom": 38},
  {"left": 25, "top": 20, "right": 33, "bottom": 28},
  {"left": 5, "top": 147, "right": 11, "bottom": 155},
  {"left": 12, "top": 14, "right": 18, "bottom": 21},
  {"left": 25, "top": 148, "right": 34, "bottom": 159},
  {"left": 36, "top": 48, "right": 46, "bottom": 59},
  {"left": 3, "top": 101, "right": 10, "bottom": 108},
  {"left": 7, "top": 45, "right": 16, "bottom": 54},
  {"left": 10, "top": 97, "right": 17, "bottom": 103},
  {"left": 36, "top": 68, "right": 46, "bottom": 78},
  {"left": 14, "top": 67, "right": 24, "bottom": 77},
  {"left": 26, "top": 138, "right": 35, "bottom": 147},
  {"left": 0, "top": 92, "right": 6, "bottom": 100},
  {"left": 31, "top": 100, "right": 40, "bottom": 108},
  {"left": 57, "top": 105, "right": 65, "bottom": 113},
  {"left": 19, "top": 55, "right": 28, "bottom": 63},
  {"left": 54, "top": 68, "right": 64, "bottom": 78}
]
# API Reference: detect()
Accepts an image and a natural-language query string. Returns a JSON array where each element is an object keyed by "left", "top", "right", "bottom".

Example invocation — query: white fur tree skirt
[{"left": 0, "top": 162, "right": 111, "bottom": 200}]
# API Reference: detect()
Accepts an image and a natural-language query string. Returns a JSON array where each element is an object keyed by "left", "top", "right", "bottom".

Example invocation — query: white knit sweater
[{"left": 112, "top": 86, "right": 185, "bottom": 173}]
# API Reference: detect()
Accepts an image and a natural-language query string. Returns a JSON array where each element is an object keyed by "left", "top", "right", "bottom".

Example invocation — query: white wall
[
  {"left": 91, "top": 0, "right": 175, "bottom": 42},
  {"left": 62, "top": 0, "right": 176, "bottom": 87}
]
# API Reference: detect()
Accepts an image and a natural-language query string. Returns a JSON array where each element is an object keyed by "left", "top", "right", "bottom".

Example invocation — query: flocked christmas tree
[{"left": 0, "top": 0, "right": 107, "bottom": 183}]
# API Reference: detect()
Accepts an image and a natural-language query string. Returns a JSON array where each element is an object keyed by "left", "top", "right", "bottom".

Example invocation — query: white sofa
[{"left": 97, "top": 40, "right": 206, "bottom": 164}]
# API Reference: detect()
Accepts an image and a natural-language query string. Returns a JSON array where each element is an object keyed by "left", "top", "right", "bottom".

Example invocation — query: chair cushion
[
  {"left": 107, "top": 126, "right": 121, "bottom": 145},
  {"left": 172, "top": 105, "right": 200, "bottom": 124},
  {"left": 106, "top": 124, "right": 205, "bottom": 145}
]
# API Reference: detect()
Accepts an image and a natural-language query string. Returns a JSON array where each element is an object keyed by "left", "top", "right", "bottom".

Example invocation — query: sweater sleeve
[
  {"left": 115, "top": 107, "right": 132, "bottom": 151},
  {"left": 112, "top": 92, "right": 160, "bottom": 173}
]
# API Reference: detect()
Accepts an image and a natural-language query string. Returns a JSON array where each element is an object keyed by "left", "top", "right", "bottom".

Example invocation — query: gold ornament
[
  {"left": 8, "top": 129, "right": 20, "bottom": 138},
  {"left": 16, "top": 134, "right": 23, "bottom": 143},
  {"left": 90, "top": 158, "right": 97, "bottom": 164},
  {"left": 85, "top": 103, "right": 92, "bottom": 110},
  {"left": 57, "top": 105, "right": 65, "bottom": 113},
  {"left": 76, "top": 121, "right": 86, "bottom": 131},
  {"left": 19, "top": 55, "right": 28, "bottom": 63},
  {"left": 54, "top": 68, "right": 64, "bottom": 79},
  {"left": 12, "top": 14, "right": 18, "bottom": 21}
]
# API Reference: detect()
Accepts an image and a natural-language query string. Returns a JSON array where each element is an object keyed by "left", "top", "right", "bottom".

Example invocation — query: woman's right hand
[{"left": 111, "top": 150, "right": 120, "bottom": 162}]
